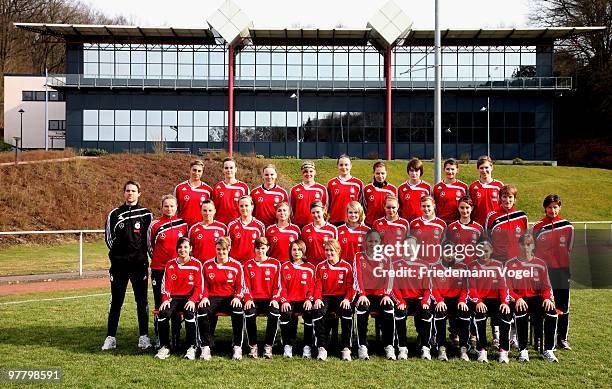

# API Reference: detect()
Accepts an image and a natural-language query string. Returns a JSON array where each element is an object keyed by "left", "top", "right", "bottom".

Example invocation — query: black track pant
[
  {"left": 244, "top": 299, "right": 280, "bottom": 346},
  {"left": 106, "top": 263, "right": 149, "bottom": 337},
  {"left": 157, "top": 297, "right": 197, "bottom": 348},
  {"left": 356, "top": 295, "right": 394, "bottom": 348},
  {"left": 434, "top": 297, "right": 470, "bottom": 348},
  {"left": 313, "top": 296, "right": 353, "bottom": 349},
  {"left": 395, "top": 298, "right": 433, "bottom": 348},
  {"left": 549, "top": 267, "right": 571, "bottom": 342},
  {"left": 279, "top": 301, "right": 313, "bottom": 348},
  {"left": 151, "top": 269, "right": 165, "bottom": 309},
  {"left": 197, "top": 296, "right": 244, "bottom": 347},
  {"left": 514, "top": 296, "right": 558, "bottom": 351},
  {"left": 470, "top": 298, "right": 511, "bottom": 351}
]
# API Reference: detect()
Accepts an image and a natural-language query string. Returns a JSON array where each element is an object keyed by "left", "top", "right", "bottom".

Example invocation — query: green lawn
[{"left": 0, "top": 288, "right": 609, "bottom": 388}]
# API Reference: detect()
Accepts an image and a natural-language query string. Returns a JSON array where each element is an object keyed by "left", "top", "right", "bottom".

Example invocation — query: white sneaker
[
  {"left": 263, "top": 345, "right": 273, "bottom": 359},
  {"left": 341, "top": 347, "right": 352, "bottom": 361},
  {"left": 317, "top": 347, "right": 327, "bottom": 361},
  {"left": 459, "top": 346, "right": 469, "bottom": 361},
  {"left": 200, "top": 346, "right": 211, "bottom": 361},
  {"left": 184, "top": 346, "right": 196, "bottom": 360},
  {"left": 543, "top": 350, "right": 558, "bottom": 363},
  {"left": 498, "top": 350, "right": 509, "bottom": 364},
  {"left": 248, "top": 345, "right": 258, "bottom": 358},
  {"left": 358, "top": 345, "right": 369, "bottom": 360},
  {"left": 232, "top": 345, "right": 243, "bottom": 360},
  {"left": 138, "top": 335, "right": 152, "bottom": 350},
  {"left": 384, "top": 345, "right": 397, "bottom": 360},
  {"left": 101, "top": 336, "right": 116, "bottom": 351},
  {"left": 438, "top": 346, "right": 448, "bottom": 361},
  {"left": 518, "top": 349, "right": 529, "bottom": 362},
  {"left": 477, "top": 349, "right": 488, "bottom": 363},
  {"left": 397, "top": 346, "right": 408, "bottom": 360},
  {"left": 302, "top": 345, "right": 312, "bottom": 359},
  {"left": 155, "top": 346, "right": 170, "bottom": 360},
  {"left": 283, "top": 345, "right": 293, "bottom": 358},
  {"left": 421, "top": 346, "right": 432, "bottom": 360}
]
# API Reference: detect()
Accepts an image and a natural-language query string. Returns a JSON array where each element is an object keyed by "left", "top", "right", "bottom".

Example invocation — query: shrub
[
  {"left": 80, "top": 148, "right": 108, "bottom": 157},
  {"left": 512, "top": 157, "right": 525, "bottom": 165}
]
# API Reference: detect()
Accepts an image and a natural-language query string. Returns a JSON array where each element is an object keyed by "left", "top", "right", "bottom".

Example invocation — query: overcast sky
[{"left": 83, "top": 0, "right": 533, "bottom": 29}]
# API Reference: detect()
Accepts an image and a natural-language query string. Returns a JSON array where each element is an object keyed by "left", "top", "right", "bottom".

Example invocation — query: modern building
[{"left": 15, "top": 0, "right": 603, "bottom": 160}]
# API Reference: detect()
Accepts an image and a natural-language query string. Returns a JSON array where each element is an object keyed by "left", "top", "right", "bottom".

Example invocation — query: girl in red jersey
[
  {"left": 446, "top": 196, "right": 484, "bottom": 265},
  {"left": 301, "top": 200, "right": 338, "bottom": 265},
  {"left": 227, "top": 195, "right": 265, "bottom": 265},
  {"left": 363, "top": 161, "right": 397, "bottom": 226},
  {"left": 398, "top": 158, "right": 432, "bottom": 222},
  {"left": 433, "top": 158, "right": 468, "bottom": 224},
  {"left": 279, "top": 240, "right": 315, "bottom": 358},
  {"left": 290, "top": 161, "right": 328, "bottom": 229},
  {"left": 251, "top": 164, "right": 289, "bottom": 227},
  {"left": 468, "top": 156, "right": 504, "bottom": 227},
  {"left": 266, "top": 201, "right": 301, "bottom": 263},
  {"left": 154, "top": 237, "right": 203, "bottom": 360},
  {"left": 409, "top": 196, "right": 447, "bottom": 263},
  {"left": 197, "top": 237, "right": 246, "bottom": 361},
  {"left": 188, "top": 199, "right": 228, "bottom": 262},
  {"left": 313, "top": 239, "right": 356, "bottom": 361},
  {"left": 174, "top": 159, "right": 214, "bottom": 227},
  {"left": 327, "top": 154, "right": 364, "bottom": 226},
  {"left": 243, "top": 237, "right": 282, "bottom": 359},
  {"left": 485, "top": 184, "right": 528, "bottom": 262},
  {"left": 212, "top": 157, "right": 250, "bottom": 225},
  {"left": 371, "top": 195, "right": 411, "bottom": 257},
  {"left": 338, "top": 201, "right": 370, "bottom": 262}
]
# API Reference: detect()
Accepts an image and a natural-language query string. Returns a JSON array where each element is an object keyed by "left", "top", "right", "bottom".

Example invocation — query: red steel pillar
[
  {"left": 227, "top": 45, "right": 235, "bottom": 157},
  {"left": 385, "top": 46, "right": 392, "bottom": 161}
]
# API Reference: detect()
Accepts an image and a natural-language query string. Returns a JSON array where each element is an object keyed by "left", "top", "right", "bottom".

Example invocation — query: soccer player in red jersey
[
  {"left": 266, "top": 202, "right": 301, "bottom": 263},
  {"left": 212, "top": 158, "right": 250, "bottom": 225},
  {"left": 398, "top": 158, "right": 432, "bottom": 222},
  {"left": 505, "top": 234, "right": 559, "bottom": 363},
  {"left": 154, "top": 237, "right": 203, "bottom": 360},
  {"left": 251, "top": 164, "right": 289, "bottom": 227},
  {"left": 312, "top": 239, "right": 356, "bottom": 361},
  {"left": 174, "top": 159, "right": 214, "bottom": 227},
  {"left": 433, "top": 158, "right": 468, "bottom": 224},
  {"left": 290, "top": 161, "right": 328, "bottom": 229},
  {"left": 533, "top": 194, "right": 574, "bottom": 350},
  {"left": 485, "top": 185, "right": 528, "bottom": 262},
  {"left": 279, "top": 240, "right": 315, "bottom": 358},
  {"left": 301, "top": 200, "right": 338, "bottom": 265},
  {"left": 410, "top": 196, "right": 447, "bottom": 263},
  {"left": 446, "top": 196, "right": 484, "bottom": 265},
  {"left": 371, "top": 195, "right": 410, "bottom": 257},
  {"left": 338, "top": 201, "right": 370, "bottom": 262},
  {"left": 228, "top": 195, "right": 265, "bottom": 265},
  {"left": 197, "top": 237, "right": 246, "bottom": 361},
  {"left": 469, "top": 156, "right": 504, "bottom": 227},
  {"left": 327, "top": 154, "right": 364, "bottom": 226},
  {"left": 363, "top": 161, "right": 397, "bottom": 226},
  {"left": 243, "top": 237, "right": 282, "bottom": 359},
  {"left": 188, "top": 200, "right": 227, "bottom": 262}
]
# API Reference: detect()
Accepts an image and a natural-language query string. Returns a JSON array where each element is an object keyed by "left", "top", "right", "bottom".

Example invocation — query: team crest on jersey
[
  {"left": 219, "top": 192, "right": 224, "bottom": 197},
  {"left": 252, "top": 233, "right": 257, "bottom": 238},
  {"left": 308, "top": 237, "right": 313, "bottom": 242},
  {"left": 476, "top": 192, "right": 482, "bottom": 198},
  {"left": 286, "top": 273, "right": 292, "bottom": 280},
  {"left": 197, "top": 234, "right": 202, "bottom": 239},
  {"left": 405, "top": 194, "right": 410, "bottom": 200},
  {"left": 455, "top": 233, "right": 461, "bottom": 239},
  {"left": 301, "top": 273, "right": 307, "bottom": 279},
  {"left": 265, "top": 269, "right": 271, "bottom": 276},
  {"left": 560, "top": 236, "right": 566, "bottom": 242},
  {"left": 396, "top": 230, "right": 402, "bottom": 236},
  {"left": 342, "top": 238, "right": 347, "bottom": 243},
  {"left": 298, "top": 194, "right": 304, "bottom": 199},
  {"left": 119, "top": 223, "right": 124, "bottom": 229},
  {"left": 201, "top": 195, "right": 206, "bottom": 202},
  {"left": 358, "top": 237, "right": 362, "bottom": 242},
  {"left": 235, "top": 191, "right": 241, "bottom": 197},
  {"left": 209, "top": 273, "right": 215, "bottom": 279},
  {"left": 472, "top": 233, "right": 478, "bottom": 240},
  {"left": 250, "top": 271, "right": 255, "bottom": 277},
  {"left": 350, "top": 188, "right": 355, "bottom": 193},
  {"left": 188, "top": 274, "right": 194, "bottom": 281},
  {"left": 272, "top": 237, "right": 278, "bottom": 242},
  {"left": 171, "top": 274, "right": 177, "bottom": 280},
  {"left": 236, "top": 233, "right": 241, "bottom": 238},
  {"left": 456, "top": 191, "right": 462, "bottom": 197},
  {"left": 339, "top": 273, "right": 344, "bottom": 280},
  {"left": 315, "top": 193, "right": 320, "bottom": 198},
  {"left": 334, "top": 189, "right": 340, "bottom": 194},
  {"left": 369, "top": 195, "right": 374, "bottom": 201},
  {"left": 322, "top": 273, "right": 328, "bottom": 279},
  {"left": 515, "top": 227, "right": 522, "bottom": 234},
  {"left": 440, "top": 191, "right": 446, "bottom": 197},
  {"left": 185, "top": 194, "right": 190, "bottom": 201},
  {"left": 214, "top": 232, "right": 219, "bottom": 238},
  {"left": 134, "top": 222, "right": 141, "bottom": 229},
  {"left": 160, "top": 233, "right": 166, "bottom": 239},
  {"left": 415, "top": 230, "right": 422, "bottom": 235},
  {"left": 492, "top": 192, "right": 498, "bottom": 198},
  {"left": 227, "top": 272, "right": 233, "bottom": 279},
  {"left": 275, "top": 197, "right": 280, "bottom": 203},
  {"left": 178, "top": 232, "right": 183, "bottom": 237}
]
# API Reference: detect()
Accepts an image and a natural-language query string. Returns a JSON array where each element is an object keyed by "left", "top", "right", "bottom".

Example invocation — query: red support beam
[
  {"left": 385, "top": 46, "right": 392, "bottom": 161},
  {"left": 227, "top": 45, "right": 235, "bottom": 158}
]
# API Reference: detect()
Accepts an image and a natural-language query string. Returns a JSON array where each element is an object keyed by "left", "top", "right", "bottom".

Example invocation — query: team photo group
[{"left": 102, "top": 154, "right": 573, "bottom": 364}]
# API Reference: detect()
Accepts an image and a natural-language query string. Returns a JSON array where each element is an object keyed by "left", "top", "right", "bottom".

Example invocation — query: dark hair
[
  {"left": 372, "top": 161, "right": 386, "bottom": 171},
  {"left": 458, "top": 195, "right": 473, "bottom": 207},
  {"left": 124, "top": 180, "right": 141, "bottom": 192},
  {"left": 254, "top": 236, "right": 269, "bottom": 248},
  {"left": 407, "top": 158, "right": 424, "bottom": 176},
  {"left": 476, "top": 155, "right": 494, "bottom": 168},
  {"left": 500, "top": 184, "right": 518, "bottom": 198},
  {"left": 518, "top": 233, "right": 534, "bottom": 246},
  {"left": 337, "top": 154, "right": 351, "bottom": 165},
  {"left": 443, "top": 158, "right": 458, "bottom": 168},
  {"left": 190, "top": 159, "right": 204, "bottom": 168},
  {"left": 201, "top": 199, "right": 215, "bottom": 208},
  {"left": 543, "top": 194, "right": 561, "bottom": 208},
  {"left": 176, "top": 236, "right": 191, "bottom": 252},
  {"left": 222, "top": 157, "right": 235, "bottom": 165}
]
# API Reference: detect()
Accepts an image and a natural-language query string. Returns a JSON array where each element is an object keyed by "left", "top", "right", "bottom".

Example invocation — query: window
[
  {"left": 48, "top": 120, "right": 66, "bottom": 130},
  {"left": 22, "top": 91, "right": 33, "bottom": 101}
]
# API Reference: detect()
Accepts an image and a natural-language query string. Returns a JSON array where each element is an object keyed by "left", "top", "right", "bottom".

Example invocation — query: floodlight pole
[{"left": 433, "top": 0, "right": 442, "bottom": 183}]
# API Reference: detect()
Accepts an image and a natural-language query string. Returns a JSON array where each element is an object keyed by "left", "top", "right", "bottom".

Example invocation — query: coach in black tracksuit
[{"left": 102, "top": 180, "right": 153, "bottom": 350}]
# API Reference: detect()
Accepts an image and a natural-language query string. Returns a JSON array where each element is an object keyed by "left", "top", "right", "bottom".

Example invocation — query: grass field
[{"left": 0, "top": 288, "right": 610, "bottom": 388}]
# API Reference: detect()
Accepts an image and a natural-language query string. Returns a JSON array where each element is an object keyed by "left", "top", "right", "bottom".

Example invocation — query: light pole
[
  {"left": 13, "top": 136, "right": 21, "bottom": 164},
  {"left": 18, "top": 108, "right": 24, "bottom": 146},
  {"left": 170, "top": 125, "right": 178, "bottom": 142},
  {"left": 433, "top": 0, "right": 442, "bottom": 183},
  {"left": 480, "top": 97, "right": 490, "bottom": 157},
  {"left": 290, "top": 87, "right": 300, "bottom": 160}
]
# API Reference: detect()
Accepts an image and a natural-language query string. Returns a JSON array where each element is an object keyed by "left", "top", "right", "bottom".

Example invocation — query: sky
[{"left": 83, "top": 0, "right": 533, "bottom": 29}]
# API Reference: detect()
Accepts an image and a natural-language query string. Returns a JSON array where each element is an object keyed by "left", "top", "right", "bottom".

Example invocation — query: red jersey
[
  {"left": 430, "top": 261, "right": 469, "bottom": 304},
  {"left": 433, "top": 180, "right": 468, "bottom": 224},
  {"left": 301, "top": 222, "right": 338, "bottom": 265},
  {"left": 289, "top": 182, "right": 328, "bottom": 227},
  {"left": 446, "top": 220, "right": 484, "bottom": 265},
  {"left": 174, "top": 180, "right": 213, "bottom": 227},
  {"left": 353, "top": 252, "right": 392, "bottom": 296},
  {"left": 314, "top": 259, "right": 356, "bottom": 301},
  {"left": 533, "top": 216, "right": 574, "bottom": 269},
  {"left": 161, "top": 257, "right": 204, "bottom": 303},
  {"left": 327, "top": 176, "right": 364, "bottom": 224},
  {"left": 398, "top": 180, "right": 431, "bottom": 222},
  {"left": 337, "top": 224, "right": 370, "bottom": 262},
  {"left": 188, "top": 221, "right": 228, "bottom": 262},
  {"left": 390, "top": 258, "right": 431, "bottom": 306},
  {"left": 469, "top": 179, "right": 504, "bottom": 227},
  {"left": 410, "top": 217, "right": 447, "bottom": 263},
  {"left": 212, "top": 180, "right": 250, "bottom": 225},
  {"left": 251, "top": 185, "right": 289, "bottom": 227},
  {"left": 243, "top": 257, "right": 282, "bottom": 301},
  {"left": 227, "top": 218, "right": 265, "bottom": 264},
  {"left": 279, "top": 261, "right": 315, "bottom": 303},
  {"left": 265, "top": 223, "right": 301, "bottom": 263},
  {"left": 468, "top": 259, "right": 510, "bottom": 303},
  {"left": 201, "top": 258, "right": 245, "bottom": 299},
  {"left": 486, "top": 207, "right": 528, "bottom": 261},
  {"left": 148, "top": 216, "right": 188, "bottom": 270},
  {"left": 363, "top": 182, "right": 397, "bottom": 226},
  {"left": 372, "top": 217, "right": 411, "bottom": 256},
  {"left": 505, "top": 257, "right": 553, "bottom": 301}
]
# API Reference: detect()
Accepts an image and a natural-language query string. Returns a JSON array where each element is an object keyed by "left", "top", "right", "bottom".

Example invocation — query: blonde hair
[
  {"left": 289, "top": 240, "right": 307, "bottom": 263},
  {"left": 323, "top": 239, "right": 342, "bottom": 256},
  {"left": 238, "top": 195, "right": 254, "bottom": 206},
  {"left": 345, "top": 201, "right": 365, "bottom": 224},
  {"left": 215, "top": 236, "right": 231, "bottom": 250},
  {"left": 161, "top": 194, "right": 177, "bottom": 207}
]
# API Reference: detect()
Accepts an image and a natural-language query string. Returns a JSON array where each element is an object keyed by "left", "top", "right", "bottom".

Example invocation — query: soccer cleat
[
  {"left": 498, "top": 350, "right": 509, "bottom": 364},
  {"left": 358, "top": 345, "right": 369, "bottom": 360},
  {"left": 101, "top": 336, "right": 116, "bottom": 351},
  {"left": 397, "top": 346, "right": 408, "bottom": 360},
  {"left": 384, "top": 345, "right": 397, "bottom": 360},
  {"left": 283, "top": 345, "right": 293, "bottom": 358},
  {"left": 543, "top": 350, "right": 559, "bottom": 363},
  {"left": 477, "top": 349, "right": 488, "bottom": 363},
  {"left": 232, "top": 345, "right": 243, "bottom": 360},
  {"left": 302, "top": 345, "right": 312, "bottom": 359},
  {"left": 317, "top": 347, "right": 327, "bottom": 361},
  {"left": 138, "top": 335, "right": 152, "bottom": 350},
  {"left": 421, "top": 346, "right": 432, "bottom": 360},
  {"left": 200, "top": 346, "right": 211, "bottom": 361},
  {"left": 558, "top": 340, "right": 572, "bottom": 351},
  {"left": 459, "top": 346, "right": 469, "bottom": 361},
  {"left": 155, "top": 346, "right": 170, "bottom": 360},
  {"left": 341, "top": 347, "right": 352, "bottom": 361},
  {"left": 264, "top": 345, "right": 273, "bottom": 359},
  {"left": 248, "top": 345, "right": 258, "bottom": 358},
  {"left": 184, "top": 346, "right": 196, "bottom": 360},
  {"left": 518, "top": 349, "right": 529, "bottom": 362},
  {"left": 437, "top": 346, "right": 448, "bottom": 361}
]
